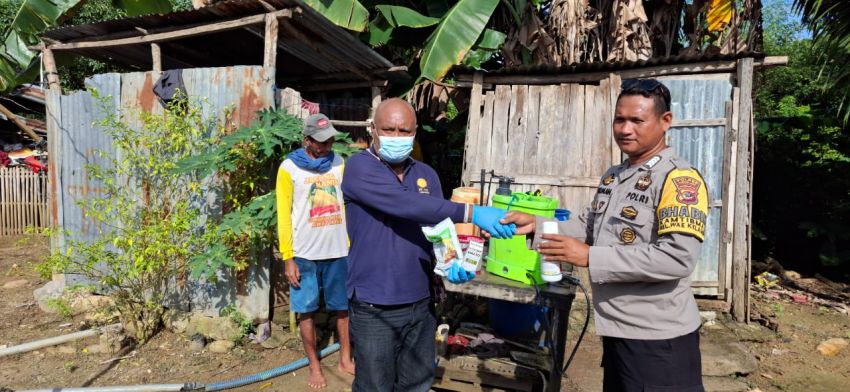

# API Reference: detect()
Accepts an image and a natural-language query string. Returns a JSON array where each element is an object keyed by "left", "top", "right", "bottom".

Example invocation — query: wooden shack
[{"left": 456, "top": 54, "right": 785, "bottom": 321}]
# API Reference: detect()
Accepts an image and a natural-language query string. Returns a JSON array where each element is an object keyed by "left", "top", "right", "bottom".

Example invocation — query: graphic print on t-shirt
[{"left": 305, "top": 172, "right": 343, "bottom": 227}]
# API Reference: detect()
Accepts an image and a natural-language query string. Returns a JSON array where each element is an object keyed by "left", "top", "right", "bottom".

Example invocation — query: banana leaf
[
  {"left": 0, "top": 0, "right": 83, "bottom": 92},
  {"left": 375, "top": 5, "right": 439, "bottom": 28},
  {"left": 0, "top": 0, "right": 173, "bottom": 92},
  {"left": 302, "top": 0, "right": 369, "bottom": 32},
  {"left": 113, "top": 0, "right": 172, "bottom": 17},
  {"left": 462, "top": 29, "right": 507, "bottom": 69},
  {"left": 419, "top": 0, "right": 499, "bottom": 82},
  {"left": 365, "top": 14, "right": 394, "bottom": 46}
]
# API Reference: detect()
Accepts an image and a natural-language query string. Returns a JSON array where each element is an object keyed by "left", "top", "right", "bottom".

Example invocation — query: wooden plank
[
  {"left": 151, "top": 43, "right": 162, "bottom": 72},
  {"left": 471, "top": 92, "right": 496, "bottom": 190},
  {"left": 48, "top": 9, "right": 292, "bottom": 50},
  {"left": 671, "top": 118, "right": 726, "bottom": 127},
  {"left": 490, "top": 85, "right": 511, "bottom": 173},
  {"left": 329, "top": 120, "right": 368, "bottom": 127},
  {"left": 521, "top": 85, "right": 541, "bottom": 174},
  {"left": 509, "top": 174, "right": 599, "bottom": 188},
  {"left": 608, "top": 74, "right": 622, "bottom": 166},
  {"left": 717, "top": 101, "right": 734, "bottom": 299},
  {"left": 560, "top": 83, "right": 585, "bottom": 176},
  {"left": 0, "top": 103, "right": 43, "bottom": 142},
  {"left": 462, "top": 72, "right": 484, "bottom": 185},
  {"left": 1, "top": 169, "right": 6, "bottom": 236},
  {"left": 697, "top": 298, "right": 731, "bottom": 313},
  {"left": 732, "top": 58, "right": 753, "bottom": 322},
  {"left": 506, "top": 85, "right": 527, "bottom": 175},
  {"left": 536, "top": 85, "right": 561, "bottom": 175}
]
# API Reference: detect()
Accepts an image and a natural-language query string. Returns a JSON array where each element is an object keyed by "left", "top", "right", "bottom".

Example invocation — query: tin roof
[{"left": 42, "top": 0, "right": 404, "bottom": 85}]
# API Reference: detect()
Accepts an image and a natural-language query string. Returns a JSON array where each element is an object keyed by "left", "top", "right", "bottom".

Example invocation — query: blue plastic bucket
[{"left": 488, "top": 299, "right": 547, "bottom": 339}]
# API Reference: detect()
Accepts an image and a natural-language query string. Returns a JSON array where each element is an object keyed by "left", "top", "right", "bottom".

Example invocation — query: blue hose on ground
[{"left": 203, "top": 342, "right": 340, "bottom": 391}]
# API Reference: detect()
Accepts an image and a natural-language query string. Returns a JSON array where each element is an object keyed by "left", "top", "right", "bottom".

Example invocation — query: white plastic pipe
[
  {"left": 0, "top": 323, "right": 121, "bottom": 358},
  {"left": 21, "top": 386, "right": 186, "bottom": 392}
]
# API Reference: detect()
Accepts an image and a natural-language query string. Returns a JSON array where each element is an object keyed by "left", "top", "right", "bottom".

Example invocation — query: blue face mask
[{"left": 377, "top": 136, "right": 414, "bottom": 164}]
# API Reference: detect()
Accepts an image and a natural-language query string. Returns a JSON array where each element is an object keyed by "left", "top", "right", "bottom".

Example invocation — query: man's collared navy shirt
[{"left": 341, "top": 148, "right": 465, "bottom": 305}]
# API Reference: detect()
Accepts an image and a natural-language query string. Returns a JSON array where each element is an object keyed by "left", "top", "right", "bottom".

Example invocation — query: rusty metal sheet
[{"left": 52, "top": 66, "right": 276, "bottom": 318}]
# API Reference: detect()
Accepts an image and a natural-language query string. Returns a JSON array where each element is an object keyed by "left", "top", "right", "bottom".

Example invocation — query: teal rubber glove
[
  {"left": 471, "top": 205, "right": 516, "bottom": 239},
  {"left": 447, "top": 263, "right": 475, "bottom": 284}
]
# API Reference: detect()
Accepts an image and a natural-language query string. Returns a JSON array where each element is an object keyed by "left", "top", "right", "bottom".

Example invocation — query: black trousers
[{"left": 601, "top": 328, "right": 704, "bottom": 392}]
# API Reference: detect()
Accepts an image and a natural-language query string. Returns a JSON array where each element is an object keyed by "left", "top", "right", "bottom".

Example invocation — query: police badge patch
[
  {"left": 635, "top": 173, "right": 652, "bottom": 191},
  {"left": 620, "top": 206, "right": 638, "bottom": 220},
  {"left": 620, "top": 228, "right": 636, "bottom": 244},
  {"left": 672, "top": 176, "right": 701, "bottom": 205}
]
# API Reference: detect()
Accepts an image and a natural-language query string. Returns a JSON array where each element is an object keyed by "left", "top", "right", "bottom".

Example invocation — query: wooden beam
[
  {"left": 671, "top": 118, "right": 726, "bottom": 127},
  {"left": 455, "top": 57, "right": 786, "bottom": 86},
  {"left": 294, "top": 80, "right": 387, "bottom": 92},
  {"left": 41, "top": 48, "right": 61, "bottom": 93},
  {"left": 330, "top": 120, "right": 369, "bottom": 127},
  {"left": 151, "top": 43, "right": 162, "bottom": 72},
  {"left": 731, "top": 58, "right": 754, "bottom": 323},
  {"left": 263, "top": 13, "right": 279, "bottom": 69},
  {"left": 44, "top": 9, "right": 292, "bottom": 51},
  {"left": 0, "top": 103, "right": 43, "bottom": 143}
]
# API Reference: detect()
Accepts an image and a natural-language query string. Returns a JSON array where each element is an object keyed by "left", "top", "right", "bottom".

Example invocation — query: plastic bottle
[{"left": 540, "top": 221, "right": 563, "bottom": 283}]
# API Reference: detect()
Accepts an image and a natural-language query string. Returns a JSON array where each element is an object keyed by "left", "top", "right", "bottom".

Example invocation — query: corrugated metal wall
[
  {"left": 661, "top": 75, "right": 733, "bottom": 295},
  {"left": 50, "top": 66, "right": 276, "bottom": 318}
]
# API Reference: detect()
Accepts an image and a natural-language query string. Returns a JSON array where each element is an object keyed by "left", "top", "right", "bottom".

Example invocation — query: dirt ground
[
  {"left": 0, "top": 236, "right": 353, "bottom": 392},
  {"left": 1, "top": 235, "right": 849, "bottom": 392}
]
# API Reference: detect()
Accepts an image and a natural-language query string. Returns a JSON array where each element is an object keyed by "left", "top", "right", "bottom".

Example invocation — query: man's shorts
[{"left": 289, "top": 257, "right": 349, "bottom": 314}]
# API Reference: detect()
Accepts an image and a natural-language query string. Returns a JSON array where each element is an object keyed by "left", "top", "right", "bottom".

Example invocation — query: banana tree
[
  {"left": 305, "top": 0, "right": 504, "bottom": 82},
  {"left": 0, "top": 0, "right": 172, "bottom": 92}
]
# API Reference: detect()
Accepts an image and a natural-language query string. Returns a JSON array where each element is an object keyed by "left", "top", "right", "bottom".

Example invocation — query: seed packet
[
  {"left": 422, "top": 218, "right": 464, "bottom": 276},
  {"left": 461, "top": 236, "right": 484, "bottom": 273}
]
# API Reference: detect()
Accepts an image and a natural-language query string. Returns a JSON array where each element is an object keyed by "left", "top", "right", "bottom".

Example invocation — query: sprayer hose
[{"left": 204, "top": 342, "right": 340, "bottom": 391}]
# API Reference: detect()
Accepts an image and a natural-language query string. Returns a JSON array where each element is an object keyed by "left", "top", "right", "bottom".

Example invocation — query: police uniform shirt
[{"left": 535, "top": 147, "right": 708, "bottom": 340}]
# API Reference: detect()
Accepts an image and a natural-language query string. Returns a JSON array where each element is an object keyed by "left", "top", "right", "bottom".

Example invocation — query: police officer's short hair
[{"left": 618, "top": 79, "right": 672, "bottom": 115}]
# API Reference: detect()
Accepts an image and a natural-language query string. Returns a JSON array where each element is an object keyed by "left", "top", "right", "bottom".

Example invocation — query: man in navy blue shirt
[{"left": 342, "top": 98, "right": 514, "bottom": 392}]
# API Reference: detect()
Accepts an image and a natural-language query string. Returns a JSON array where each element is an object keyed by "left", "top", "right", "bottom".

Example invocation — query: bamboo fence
[{"left": 0, "top": 166, "right": 48, "bottom": 236}]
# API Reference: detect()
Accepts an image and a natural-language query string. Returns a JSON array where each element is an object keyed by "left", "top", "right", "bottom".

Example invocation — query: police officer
[{"left": 503, "top": 79, "right": 707, "bottom": 391}]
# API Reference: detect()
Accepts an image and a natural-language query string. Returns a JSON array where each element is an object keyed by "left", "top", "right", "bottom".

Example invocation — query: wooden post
[
  {"left": 0, "top": 103, "right": 42, "bottom": 143},
  {"left": 731, "top": 58, "right": 754, "bottom": 322},
  {"left": 151, "top": 43, "right": 162, "bottom": 72},
  {"left": 42, "top": 48, "right": 61, "bottom": 93},
  {"left": 370, "top": 86, "right": 382, "bottom": 117},
  {"left": 263, "top": 13, "right": 279, "bottom": 69}
]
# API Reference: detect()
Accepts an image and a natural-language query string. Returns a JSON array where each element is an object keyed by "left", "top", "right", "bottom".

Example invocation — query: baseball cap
[{"left": 303, "top": 114, "right": 339, "bottom": 142}]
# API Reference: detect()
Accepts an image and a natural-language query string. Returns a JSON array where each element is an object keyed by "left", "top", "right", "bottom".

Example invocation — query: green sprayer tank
[{"left": 487, "top": 192, "right": 558, "bottom": 285}]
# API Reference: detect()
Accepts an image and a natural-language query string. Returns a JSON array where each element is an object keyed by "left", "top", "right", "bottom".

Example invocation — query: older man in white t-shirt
[{"left": 276, "top": 114, "right": 354, "bottom": 389}]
